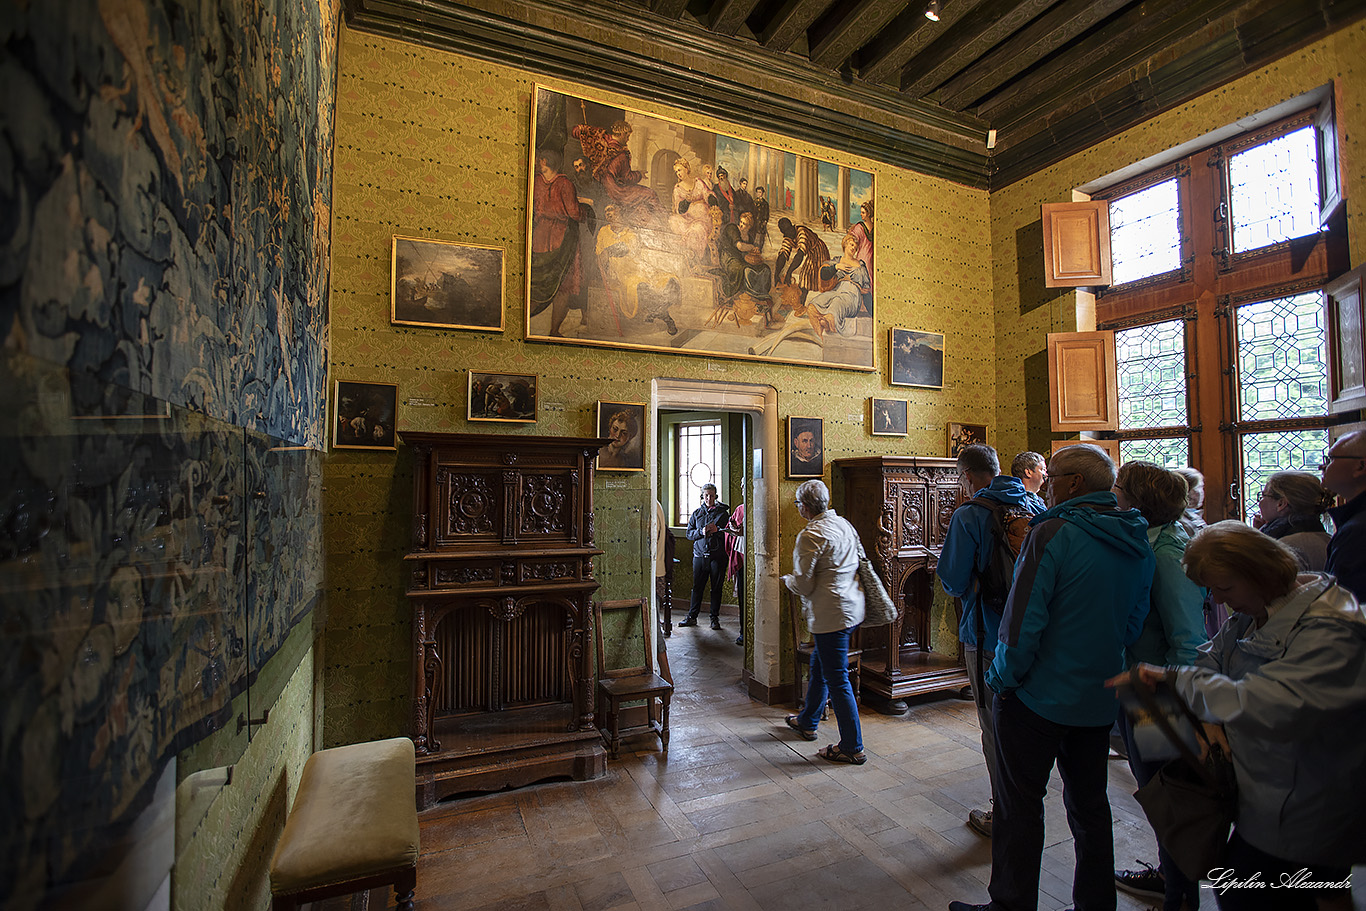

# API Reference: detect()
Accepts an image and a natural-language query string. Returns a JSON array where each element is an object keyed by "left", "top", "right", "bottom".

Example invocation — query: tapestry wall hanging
[{"left": 527, "top": 86, "right": 876, "bottom": 371}]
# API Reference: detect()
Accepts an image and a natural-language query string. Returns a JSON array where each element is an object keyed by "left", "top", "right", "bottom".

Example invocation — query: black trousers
[
  {"left": 989, "top": 693, "right": 1115, "bottom": 911},
  {"left": 687, "top": 552, "right": 725, "bottom": 622}
]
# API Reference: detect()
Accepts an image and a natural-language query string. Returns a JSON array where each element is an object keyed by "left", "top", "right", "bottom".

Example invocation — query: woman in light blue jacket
[{"left": 1123, "top": 522, "right": 1366, "bottom": 911}]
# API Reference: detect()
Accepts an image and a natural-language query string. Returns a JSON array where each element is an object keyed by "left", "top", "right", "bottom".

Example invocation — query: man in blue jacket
[
  {"left": 937, "top": 444, "right": 1041, "bottom": 838},
  {"left": 950, "top": 443, "right": 1154, "bottom": 911}
]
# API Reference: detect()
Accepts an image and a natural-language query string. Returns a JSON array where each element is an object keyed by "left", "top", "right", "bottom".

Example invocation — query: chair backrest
[
  {"left": 594, "top": 599, "right": 654, "bottom": 680},
  {"left": 785, "top": 589, "right": 811, "bottom": 655}
]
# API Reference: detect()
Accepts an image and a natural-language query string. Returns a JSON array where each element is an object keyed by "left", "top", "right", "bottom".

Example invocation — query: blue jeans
[{"left": 795, "top": 625, "right": 862, "bottom": 754}]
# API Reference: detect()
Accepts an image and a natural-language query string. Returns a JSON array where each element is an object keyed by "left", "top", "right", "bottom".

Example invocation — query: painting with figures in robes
[{"left": 526, "top": 86, "right": 876, "bottom": 371}]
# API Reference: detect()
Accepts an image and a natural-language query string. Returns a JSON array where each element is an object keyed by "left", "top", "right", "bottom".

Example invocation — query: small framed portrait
[
  {"left": 889, "top": 327, "right": 945, "bottom": 389},
  {"left": 468, "top": 371, "right": 537, "bottom": 422},
  {"left": 392, "top": 235, "right": 505, "bottom": 331},
  {"left": 333, "top": 380, "right": 398, "bottom": 450},
  {"left": 787, "top": 416, "right": 824, "bottom": 478},
  {"left": 870, "top": 398, "right": 907, "bottom": 436},
  {"left": 947, "top": 422, "right": 989, "bottom": 458},
  {"left": 596, "top": 401, "right": 645, "bottom": 472}
]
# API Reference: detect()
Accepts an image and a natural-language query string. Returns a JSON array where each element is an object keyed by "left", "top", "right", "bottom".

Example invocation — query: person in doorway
[
  {"left": 725, "top": 500, "right": 746, "bottom": 646},
  {"left": 681, "top": 484, "right": 730, "bottom": 630}
]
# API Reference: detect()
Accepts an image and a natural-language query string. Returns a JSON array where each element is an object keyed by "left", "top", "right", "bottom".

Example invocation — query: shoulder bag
[
  {"left": 1127, "top": 666, "right": 1238, "bottom": 882},
  {"left": 845, "top": 518, "right": 899, "bottom": 626}
]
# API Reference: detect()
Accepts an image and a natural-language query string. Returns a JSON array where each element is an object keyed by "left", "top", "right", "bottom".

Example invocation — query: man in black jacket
[{"left": 682, "top": 484, "right": 731, "bottom": 630}]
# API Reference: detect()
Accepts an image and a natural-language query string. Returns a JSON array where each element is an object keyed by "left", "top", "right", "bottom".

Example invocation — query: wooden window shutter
[
  {"left": 1046, "top": 331, "right": 1118, "bottom": 432},
  {"left": 1051, "top": 438, "right": 1121, "bottom": 466},
  {"left": 1316, "top": 86, "right": 1345, "bottom": 229},
  {"left": 1325, "top": 263, "right": 1366, "bottom": 414},
  {"left": 1042, "top": 201, "right": 1112, "bottom": 288}
]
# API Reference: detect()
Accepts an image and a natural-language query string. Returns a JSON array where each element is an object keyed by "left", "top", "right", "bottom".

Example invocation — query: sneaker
[
  {"left": 710, "top": 619, "right": 723, "bottom": 630},
  {"left": 677, "top": 618, "right": 697, "bottom": 627},
  {"left": 967, "top": 807, "right": 992, "bottom": 838},
  {"left": 1115, "top": 861, "right": 1165, "bottom": 901}
]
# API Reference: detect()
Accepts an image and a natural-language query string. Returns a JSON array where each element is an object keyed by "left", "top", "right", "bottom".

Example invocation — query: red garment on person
[{"left": 532, "top": 171, "right": 582, "bottom": 294}]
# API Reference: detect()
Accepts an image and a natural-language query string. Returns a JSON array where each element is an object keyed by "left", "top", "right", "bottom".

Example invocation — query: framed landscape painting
[
  {"left": 787, "top": 416, "right": 824, "bottom": 478},
  {"left": 526, "top": 86, "right": 876, "bottom": 372},
  {"left": 596, "top": 401, "right": 645, "bottom": 471},
  {"left": 870, "top": 398, "right": 907, "bottom": 436},
  {"left": 333, "top": 380, "right": 398, "bottom": 450},
  {"left": 889, "top": 328, "right": 944, "bottom": 389},
  {"left": 947, "top": 422, "right": 988, "bottom": 458},
  {"left": 392, "top": 235, "right": 505, "bottom": 331},
  {"left": 468, "top": 372, "right": 537, "bottom": 423}
]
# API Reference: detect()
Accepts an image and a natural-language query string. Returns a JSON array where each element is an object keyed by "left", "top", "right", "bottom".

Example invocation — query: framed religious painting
[
  {"left": 333, "top": 380, "right": 398, "bottom": 451},
  {"left": 526, "top": 86, "right": 876, "bottom": 371},
  {"left": 596, "top": 401, "right": 646, "bottom": 471},
  {"left": 889, "top": 327, "right": 944, "bottom": 389},
  {"left": 391, "top": 235, "right": 505, "bottom": 331},
  {"left": 787, "top": 416, "right": 824, "bottom": 478},
  {"left": 947, "top": 422, "right": 988, "bottom": 458},
  {"left": 468, "top": 371, "right": 537, "bottom": 423},
  {"left": 870, "top": 398, "right": 907, "bottom": 436}
]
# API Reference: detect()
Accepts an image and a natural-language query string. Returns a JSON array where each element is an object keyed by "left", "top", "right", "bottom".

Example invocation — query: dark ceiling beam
[
  {"left": 856, "top": 0, "right": 987, "bottom": 86},
  {"left": 935, "top": 0, "right": 1133, "bottom": 111},
  {"left": 808, "top": 0, "right": 912, "bottom": 70},
  {"left": 758, "top": 0, "right": 832, "bottom": 51},
  {"left": 973, "top": 0, "right": 1244, "bottom": 124},
  {"left": 651, "top": 0, "right": 690, "bottom": 19},
  {"left": 897, "top": 0, "right": 1059, "bottom": 98},
  {"left": 708, "top": 0, "right": 764, "bottom": 35},
  {"left": 342, "top": 0, "right": 991, "bottom": 186}
]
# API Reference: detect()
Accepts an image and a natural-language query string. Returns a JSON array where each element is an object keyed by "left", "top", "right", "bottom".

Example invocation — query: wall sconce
[{"left": 924, "top": 1, "right": 940, "bottom": 21}]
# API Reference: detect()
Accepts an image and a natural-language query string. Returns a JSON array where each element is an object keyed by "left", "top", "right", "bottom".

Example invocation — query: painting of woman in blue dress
[{"left": 805, "top": 234, "right": 871, "bottom": 339}]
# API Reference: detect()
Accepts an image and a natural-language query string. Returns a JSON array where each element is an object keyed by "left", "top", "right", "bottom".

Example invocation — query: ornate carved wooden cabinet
[
  {"left": 835, "top": 456, "right": 968, "bottom": 712},
  {"left": 401, "top": 432, "right": 608, "bottom": 805}
]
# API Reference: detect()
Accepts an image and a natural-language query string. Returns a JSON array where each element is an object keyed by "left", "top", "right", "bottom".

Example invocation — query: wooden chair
[
  {"left": 595, "top": 598, "right": 673, "bottom": 759},
  {"left": 787, "top": 590, "right": 861, "bottom": 714}
]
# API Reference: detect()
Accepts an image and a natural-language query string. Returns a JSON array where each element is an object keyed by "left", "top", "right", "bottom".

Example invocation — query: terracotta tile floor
[{"left": 346, "top": 611, "right": 1242, "bottom": 911}]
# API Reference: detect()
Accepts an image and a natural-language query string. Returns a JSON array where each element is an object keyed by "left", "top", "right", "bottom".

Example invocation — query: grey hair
[
  {"left": 1048, "top": 443, "right": 1116, "bottom": 495},
  {"left": 795, "top": 479, "right": 829, "bottom": 514},
  {"left": 1011, "top": 451, "right": 1046, "bottom": 478},
  {"left": 701, "top": 483, "right": 718, "bottom": 494},
  {"left": 956, "top": 443, "right": 999, "bottom": 477}
]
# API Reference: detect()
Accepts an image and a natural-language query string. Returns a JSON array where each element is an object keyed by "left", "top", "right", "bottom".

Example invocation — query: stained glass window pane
[
  {"left": 1235, "top": 292, "right": 1327, "bottom": 421},
  {"left": 1115, "top": 319, "right": 1187, "bottom": 429},
  {"left": 675, "top": 421, "right": 721, "bottom": 526},
  {"left": 1240, "top": 429, "right": 1330, "bottom": 514},
  {"left": 1119, "top": 438, "right": 1190, "bottom": 467},
  {"left": 1109, "top": 178, "right": 1181, "bottom": 285},
  {"left": 1228, "top": 125, "right": 1319, "bottom": 254}
]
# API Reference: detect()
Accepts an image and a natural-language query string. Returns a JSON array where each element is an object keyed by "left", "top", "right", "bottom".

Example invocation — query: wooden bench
[{"left": 269, "top": 737, "right": 420, "bottom": 911}]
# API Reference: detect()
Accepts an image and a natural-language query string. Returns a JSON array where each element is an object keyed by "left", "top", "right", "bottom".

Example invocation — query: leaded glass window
[
  {"left": 1240, "top": 429, "right": 1330, "bottom": 511},
  {"left": 1235, "top": 292, "right": 1327, "bottom": 421},
  {"left": 675, "top": 420, "right": 721, "bottom": 526},
  {"left": 1115, "top": 319, "right": 1187, "bottom": 429},
  {"left": 1119, "top": 438, "right": 1190, "bottom": 467},
  {"left": 1228, "top": 125, "right": 1319, "bottom": 254},
  {"left": 1109, "top": 178, "right": 1181, "bottom": 285}
]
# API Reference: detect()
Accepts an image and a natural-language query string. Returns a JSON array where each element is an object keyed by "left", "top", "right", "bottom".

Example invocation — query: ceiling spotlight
[{"left": 924, "top": 0, "right": 940, "bottom": 21}]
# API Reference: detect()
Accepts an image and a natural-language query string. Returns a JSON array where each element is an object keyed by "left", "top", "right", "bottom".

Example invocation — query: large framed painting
[
  {"left": 526, "top": 86, "right": 876, "bottom": 371},
  {"left": 596, "top": 401, "right": 646, "bottom": 471},
  {"left": 333, "top": 380, "right": 398, "bottom": 450},
  {"left": 392, "top": 235, "right": 505, "bottom": 331},
  {"left": 468, "top": 372, "right": 537, "bottom": 423},
  {"left": 889, "top": 327, "right": 945, "bottom": 389},
  {"left": 787, "top": 416, "right": 824, "bottom": 478}
]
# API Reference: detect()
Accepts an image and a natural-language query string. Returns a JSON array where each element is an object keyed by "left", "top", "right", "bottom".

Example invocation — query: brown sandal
[
  {"left": 817, "top": 744, "right": 866, "bottom": 765},
  {"left": 784, "top": 715, "right": 818, "bottom": 741}
]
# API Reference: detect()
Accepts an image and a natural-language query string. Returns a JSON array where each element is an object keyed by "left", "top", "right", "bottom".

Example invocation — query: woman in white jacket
[{"left": 1121, "top": 522, "right": 1365, "bottom": 911}]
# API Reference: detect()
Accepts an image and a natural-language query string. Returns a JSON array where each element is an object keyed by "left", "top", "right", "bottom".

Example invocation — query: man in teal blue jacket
[{"left": 950, "top": 443, "right": 1154, "bottom": 911}]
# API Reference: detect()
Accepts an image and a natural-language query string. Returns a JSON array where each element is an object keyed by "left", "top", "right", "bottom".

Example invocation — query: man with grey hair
[
  {"left": 938, "top": 443, "right": 1040, "bottom": 837},
  {"left": 682, "top": 483, "right": 731, "bottom": 630},
  {"left": 1322, "top": 429, "right": 1366, "bottom": 599},
  {"left": 1011, "top": 451, "right": 1048, "bottom": 514},
  {"left": 951, "top": 443, "right": 1154, "bottom": 911}
]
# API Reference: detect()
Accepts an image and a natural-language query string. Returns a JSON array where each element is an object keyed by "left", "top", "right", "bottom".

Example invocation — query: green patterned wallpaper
[
  {"left": 324, "top": 26, "right": 995, "bottom": 745},
  {"left": 989, "top": 22, "right": 1366, "bottom": 461}
]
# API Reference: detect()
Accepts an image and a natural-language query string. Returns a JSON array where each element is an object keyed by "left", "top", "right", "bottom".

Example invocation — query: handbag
[
  {"left": 1127, "top": 667, "right": 1238, "bottom": 882},
  {"left": 845, "top": 519, "right": 899, "bottom": 626}
]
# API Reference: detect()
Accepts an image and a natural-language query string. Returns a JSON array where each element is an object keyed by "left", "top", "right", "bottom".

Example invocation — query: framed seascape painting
[
  {"left": 596, "top": 401, "right": 646, "bottom": 471},
  {"left": 468, "top": 372, "right": 537, "bottom": 423},
  {"left": 392, "top": 235, "right": 505, "bottom": 331},
  {"left": 787, "top": 416, "right": 824, "bottom": 478},
  {"left": 870, "top": 398, "right": 907, "bottom": 436},
  {"left": 333, "top": 380, "right": 398, "bottom": 451},
  {"left": 947, "top": 422, "right": 988, "bottom": 458},
  {"left": 889, "top": 327, "right": 944, "bottom": 389},
  {"left": 526, "top": 86, "right": 876, "bottom": 371}
]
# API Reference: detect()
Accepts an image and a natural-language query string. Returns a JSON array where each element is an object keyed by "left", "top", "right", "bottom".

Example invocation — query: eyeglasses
[
  {"left": 1041, "top": 471, "right": 1081, "bottom": 490},
  {"left": 1317, "top": 452, "right": 1366, "bottom": 470}
]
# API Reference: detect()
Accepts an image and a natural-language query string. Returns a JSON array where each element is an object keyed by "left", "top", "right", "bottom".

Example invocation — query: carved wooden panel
[
  {"left": 1043, "top": 200, "right": 1112, "bottom": 288},
  {"left": 1047, "top": 330, "right": 1119, "bottom": 432}
]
